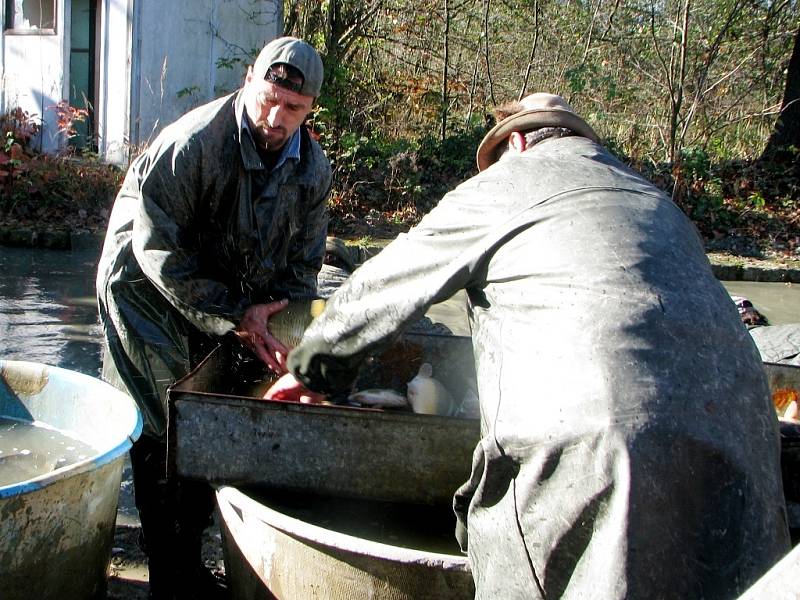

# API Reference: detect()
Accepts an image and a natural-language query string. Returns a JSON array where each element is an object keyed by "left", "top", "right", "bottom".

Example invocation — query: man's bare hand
[
  {"left": 235, "top": 300, "right": 291, "bottom": 374},
  {"left": 264, "top": 372, "right": 327, "bottom": 404}
]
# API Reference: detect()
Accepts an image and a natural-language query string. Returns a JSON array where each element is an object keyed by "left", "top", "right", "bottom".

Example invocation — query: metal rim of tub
[
  {"left": 216, "top": 485, "right": 472, "bottom": 571},
  {"left": 0, "top": 359, "right": 143, "bottom": 498}
]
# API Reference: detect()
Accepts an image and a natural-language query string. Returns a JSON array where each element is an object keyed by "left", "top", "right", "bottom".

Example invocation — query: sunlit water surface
[{"left": 0, "top": 246, "right": 102, "bottom": 375}]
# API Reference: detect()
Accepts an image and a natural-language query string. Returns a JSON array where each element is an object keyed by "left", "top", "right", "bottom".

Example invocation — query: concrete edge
[
  {"left": 709, "top": 261, "right": 800, "bottom": 283},
  {"left": 0, "top": 226, "right": 105, "bottom": 252}
]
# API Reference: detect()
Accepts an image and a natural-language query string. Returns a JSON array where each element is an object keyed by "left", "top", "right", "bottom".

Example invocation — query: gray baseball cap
[{"left": 252, "top": 36, "right": 324, "bottom": 98}]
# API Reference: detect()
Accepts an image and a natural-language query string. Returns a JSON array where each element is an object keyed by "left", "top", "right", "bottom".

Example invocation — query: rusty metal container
[
  {"left": 764, "top": 361, "right": 800, "bottom": 541},
  {"left": 167, "top": 333, "right": 480, "bottom": 505},
  {"left": 763, "top": 361, "right": 800, "bottom": 404}
]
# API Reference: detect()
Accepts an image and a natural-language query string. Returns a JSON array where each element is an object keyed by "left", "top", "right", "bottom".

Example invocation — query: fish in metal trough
[
  {"left": 348, "top": 388, "right": 409, "bottom": 408},
  {"left": 407, "top": 362, "right": 455, "bottom": 416},
  {"left": 347, "top": 363, "right": 462, "bottom": 416}
]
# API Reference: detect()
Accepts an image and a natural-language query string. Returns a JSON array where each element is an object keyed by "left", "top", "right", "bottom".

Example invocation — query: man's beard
[{"left": 254, "top": 121, "right": 287, "bottom": 151}]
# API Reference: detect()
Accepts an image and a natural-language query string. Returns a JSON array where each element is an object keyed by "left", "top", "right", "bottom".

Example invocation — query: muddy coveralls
[
  {"left": 288, "top": 136, "right": 790, "bottom": 599},
  {"left": 96, "top": 90, "right": 331, "bottom": 596}
]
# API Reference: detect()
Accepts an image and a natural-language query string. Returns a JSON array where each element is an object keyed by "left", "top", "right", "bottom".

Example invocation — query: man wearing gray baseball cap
[{"left": 97, "top": 36, "right": 330, "bottom": 599}]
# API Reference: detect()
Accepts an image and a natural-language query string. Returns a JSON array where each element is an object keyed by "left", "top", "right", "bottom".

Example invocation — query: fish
[
  {"left": 348, "top": 389, "right": 409, "bottom": 409},
  {"left": 240, "top": 298, "right": 324, "bottom": 399},
  {"left": 406, "top": 363, "right": 455, "bottom": 416},
  {"left": 242, "top": 298, "right": 324, "bottom": 400},
  {"left": 267, "top": 299, "right": 326, "bottom": 348}
]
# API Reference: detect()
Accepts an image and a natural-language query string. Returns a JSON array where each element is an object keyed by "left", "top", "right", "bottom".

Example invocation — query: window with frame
[{"left": 5, "top": 0, "right": 57, "bottom": 32}]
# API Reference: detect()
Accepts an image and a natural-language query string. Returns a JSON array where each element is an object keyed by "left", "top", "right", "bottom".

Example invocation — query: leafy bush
[
  {"left": 0, "top": 108, "right": 123, "bottom": 231},
  {"left": 314, "top": 118, "right": 484, "bottom": 234}
]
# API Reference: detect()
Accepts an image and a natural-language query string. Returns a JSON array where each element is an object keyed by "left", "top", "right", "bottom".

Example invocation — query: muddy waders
[{"left": 130, "top": 436, "right": 228, "bottom": 600}]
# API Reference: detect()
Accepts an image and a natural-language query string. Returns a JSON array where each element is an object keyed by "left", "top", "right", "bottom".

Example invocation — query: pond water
[
  {"left": 0, "top": 246, "right": 103, "bottom": 376},
  {"left": 426, "top": 281, "right": 800, "bottom": 334},
  {"left": 0, "top": 244, "right": 796, "bottom": 378},
  {"left": 722, "top": 281, "right": 800, "bottom": 326}
]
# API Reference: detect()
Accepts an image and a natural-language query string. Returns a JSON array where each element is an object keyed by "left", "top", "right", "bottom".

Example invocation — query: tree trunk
[
  {"left": 483, "top": 0, "right": 495, "bottom": 106},
  {"left": 761, "top": 26, "right": 800, "bottom": 161},
  {"left": 326, "top": 0, "right": 339, "bottom": 66},
  {"left": 518, "top": 0, "right": 540, "bottom": 101},
  {"left": 441, "top": 0, "right": 450, "bottom": 142}
]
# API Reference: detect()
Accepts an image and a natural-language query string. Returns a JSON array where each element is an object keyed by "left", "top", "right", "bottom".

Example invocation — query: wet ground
[{"left": 0, "top": 244, "right": 798, "bottom": 599}]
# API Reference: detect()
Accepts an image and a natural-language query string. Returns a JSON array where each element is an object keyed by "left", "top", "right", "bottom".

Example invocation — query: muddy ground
[
  {"left": 105, "top": 463, "right": 227, "bottom": 600},
  {"left": 106, "top": 522, "right": 227, "bottom": 600},
  {"left": 106, "top": 525, "right": 150, "bottom": 600}
]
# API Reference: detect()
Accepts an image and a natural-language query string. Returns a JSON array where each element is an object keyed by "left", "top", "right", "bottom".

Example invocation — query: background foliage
[
  {"left": 0, "top": 108, "right": 121, "bottom": 232},
  {"left": 286, "top": 0, "right": 799, "bottom": 254},
  {"left": 0, "top": 1, "right": 797, "bottom": 256}
]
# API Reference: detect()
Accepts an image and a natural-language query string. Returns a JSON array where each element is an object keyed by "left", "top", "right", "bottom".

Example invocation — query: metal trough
[
  {"left": 168, "top": 333, "right": 480, "bottom": 505},
  {"left": 0, "top": 360, "right": 142, "bottom": 600},
  {"left": 169, "top": 338, "right": 800, "bottom": 599}
]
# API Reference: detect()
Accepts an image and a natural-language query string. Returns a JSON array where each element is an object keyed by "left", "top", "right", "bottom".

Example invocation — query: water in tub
[{"left": 0, "top": 417, "right": 96, "bottom": 486}]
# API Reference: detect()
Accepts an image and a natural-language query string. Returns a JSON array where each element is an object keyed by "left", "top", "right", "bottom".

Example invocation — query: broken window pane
[{"left": 5, "top": 0, "right": 56, "bottom": 31}]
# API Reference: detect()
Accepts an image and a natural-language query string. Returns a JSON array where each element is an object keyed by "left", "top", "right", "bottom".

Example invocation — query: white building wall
[
  {"left": 128, "top": 0, "right": 281, "bottom": 154},
  {"left": 96, "top": 0, "right": 134, "bottom": 164},
  {"left": 1, "top": 0, "right": 281, "bottom": 163},
  {"left": 0, "top": 0, "right": 69, "bottom": 153}
]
